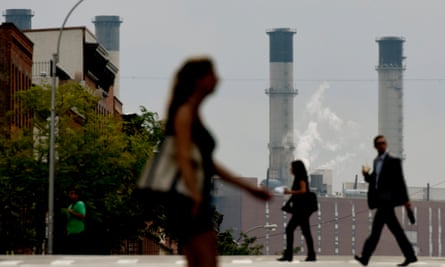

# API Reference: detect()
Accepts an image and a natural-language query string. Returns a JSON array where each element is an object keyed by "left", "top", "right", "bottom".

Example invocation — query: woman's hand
[
  {"left": 283, "top": 188, "right": 291, "bottom": 194},
  {"left": 213, "top": 162, "right": 272, "bottom": 201},
  {"left": 250, "top": 187, "right": 272, "bottom": 201}
]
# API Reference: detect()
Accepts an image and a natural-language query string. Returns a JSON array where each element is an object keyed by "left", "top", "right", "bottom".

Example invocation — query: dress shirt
[{"left": 375, "top": 152, "right": 388, "bottom": 189}]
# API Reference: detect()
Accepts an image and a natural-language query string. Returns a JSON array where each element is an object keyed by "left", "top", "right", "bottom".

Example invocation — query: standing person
[
  {"left": 355, "top": 135, "right": 417, "bottom": 266},
  {"left": 277, "top": 160, "right": 316, "bottom": 262},
  {"left": 165, "top": 57, "right": 272, "bottom": 267},
  {"left": 63, "top": 186, "right": 86, "bottom": 254}
]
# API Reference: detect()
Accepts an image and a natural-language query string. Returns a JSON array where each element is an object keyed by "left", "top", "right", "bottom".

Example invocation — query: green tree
[
  {"left": 217, "top": 229, "right": 264, "bottom": 255},
  {"left": 0, "top": 129, "right": 45, "bottom": 253},
  {"left": 0, "top": 82, "right": 164, "bottom": 253}
]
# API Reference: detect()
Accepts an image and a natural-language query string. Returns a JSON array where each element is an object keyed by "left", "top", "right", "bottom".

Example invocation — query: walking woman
[
  {"left": 278, "top": 160, "right": 316, "bottom": 262},
  {"left": 165, "top": 57, "right": 272, "bottom": 267}
]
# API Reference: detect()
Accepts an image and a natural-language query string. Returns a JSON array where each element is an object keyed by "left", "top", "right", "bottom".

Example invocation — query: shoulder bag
[
  {"left": 136, "top": 136, "right": 204, "bottom": 226},
  {"left": 137, "top": 136, "right": 204, "bottom": 197},
  {"left": 281, "top": 191, "right": 318, "bottom": 216}
]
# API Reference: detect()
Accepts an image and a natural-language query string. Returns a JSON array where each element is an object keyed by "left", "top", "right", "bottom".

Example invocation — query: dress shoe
[
  {"left": 277, "top": 256, "right": 292, "bottom": 262},
  {"left": 304, "top": 256, "right": 316, "bottom": 262},
  {"left": 397, "top": 257, "right": 417, "bottom": 266},
  {"left": 354, "top": 255, "right": 369, "bottom": 266}
]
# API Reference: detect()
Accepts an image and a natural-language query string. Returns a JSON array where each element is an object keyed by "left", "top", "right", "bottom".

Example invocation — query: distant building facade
[
  {"left": 310, "top": 169, "right": 333, "bottom": 196},
  {"left": 215, "top": 177, "right": 445, "bottom": 257},
  {"left": 23, "top": 27, "right": 122, "bottom": 117},
  {"left": 0, "top": 23, "right": 33, "bottom": 136}
]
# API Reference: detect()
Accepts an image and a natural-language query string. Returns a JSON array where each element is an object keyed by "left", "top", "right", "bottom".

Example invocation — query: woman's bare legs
[{"left": 183, "top": 230, "right": 218, "bottom": 267}]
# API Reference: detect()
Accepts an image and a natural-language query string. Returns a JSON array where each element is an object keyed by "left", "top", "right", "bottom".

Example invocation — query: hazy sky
[{"left": 3, "top": 0, "right": 445, "bottom": 193}]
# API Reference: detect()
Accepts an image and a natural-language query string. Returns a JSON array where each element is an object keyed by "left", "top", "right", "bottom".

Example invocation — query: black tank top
[
  {"left": 166, "top": 118, "right": 216, "bottom": 198},
  {"left": 191, "top": 120, "right": 216, "bottom": 199},
  {"left": 291, "top": 174, "right": 309, "bottom": 192}
]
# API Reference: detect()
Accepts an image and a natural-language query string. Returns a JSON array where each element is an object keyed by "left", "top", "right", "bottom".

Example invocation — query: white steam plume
[
  {"left": 294, "top": 121, "right": 321, "bottom": 170},
  {"left": 306, "top": 82, "right": 345, "bottom": 131},
  {"left": 294, "top": 82, "right": 362, "bottom": 192}
]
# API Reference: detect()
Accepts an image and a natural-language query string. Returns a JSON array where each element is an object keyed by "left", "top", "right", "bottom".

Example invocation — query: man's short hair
[
  {"left": 68, "top": 185, "right": 80, "bottom": 195},
  {"left": 373, "top": 134, "right": 385, "bottom": 147}
]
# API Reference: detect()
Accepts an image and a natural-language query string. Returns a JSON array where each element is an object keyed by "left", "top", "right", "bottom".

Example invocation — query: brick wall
[{"left": 0, "top": 23, "right": 33, "bottom": 136}]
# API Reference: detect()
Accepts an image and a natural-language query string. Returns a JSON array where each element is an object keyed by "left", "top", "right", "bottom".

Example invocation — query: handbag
[
  {"left": 281, "top": 198, "right": 294, "bottom": 213},
  {"left": 307, "top": 191, "right": 318, "bottom": 214},
  {"left": 137, "top": 136, "right": 204, "bottom": 198},
  {"left": 281, "top": 191, "right": 318, "bottom": 215},
  {"left": 136, "top": 136, "right": 205, "bottom": 230},
  {"left": 136, "top": 136, "right": 205, "bottom": 238}
]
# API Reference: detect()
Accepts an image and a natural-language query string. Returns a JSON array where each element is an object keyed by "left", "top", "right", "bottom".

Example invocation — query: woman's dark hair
[
  {"left": 291, "top": 160, "right": 308, "bottom": 189},
  {"left": 165, "top": 57, "right": 213, "bottom": 132}
]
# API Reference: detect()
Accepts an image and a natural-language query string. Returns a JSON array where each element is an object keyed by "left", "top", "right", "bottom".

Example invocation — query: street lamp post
[
  {"left": 238, "top": 224, "right": 277, "bottom": 253},
  {"left": 265, "top": 171, "right": 272, "bottom": 255},
  {"left": 244, "top": 224, "right": 277, "bottom": 235},
  {"left": 48, "top": 0, "right": 84, "bottom": 254}
]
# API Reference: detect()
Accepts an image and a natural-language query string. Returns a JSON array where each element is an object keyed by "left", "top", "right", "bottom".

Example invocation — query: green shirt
[{"left": 66, "top": 201, "right": 86, "bottom": 235}]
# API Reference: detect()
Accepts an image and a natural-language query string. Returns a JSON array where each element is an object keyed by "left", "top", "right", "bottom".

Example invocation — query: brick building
[
  {"left": 0, "top": 22, "right": 33, "bottom": 137},
  {"left": 23, "top": 27, "right": 122, "bottom": 117}
]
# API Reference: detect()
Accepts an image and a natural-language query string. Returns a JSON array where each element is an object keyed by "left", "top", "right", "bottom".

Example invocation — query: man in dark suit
[{"left": 355, "top": 135, "right": 417, "bottom": 266}]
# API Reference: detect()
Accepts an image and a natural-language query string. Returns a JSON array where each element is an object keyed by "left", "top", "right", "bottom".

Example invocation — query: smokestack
[
  {"left": 93, "top": 15, "right": 123, "bottom": 98},
  {"left": 353, "top": 174, "right": 358, "bottom": 190},
  {"left": 3, "top": 9, "right": 34, "bottom": 30},
  {"left": 266, "top": 28, "right": 298, "bottom": 186},
  {"left": 376, "top": 36, "right": 405, "bottom": 159}
]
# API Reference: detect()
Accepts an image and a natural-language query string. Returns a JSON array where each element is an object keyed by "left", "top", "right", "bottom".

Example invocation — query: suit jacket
[{"left": 364, "top": 153, "right": 409, "bottom": 209}]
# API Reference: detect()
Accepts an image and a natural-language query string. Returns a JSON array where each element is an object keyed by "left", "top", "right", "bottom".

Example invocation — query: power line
[
  {"left": 429, "top": 180, "right": 445, "bottom": 187},
  {"left": 120, "top": 76, "right": 445, "bottom": 82}
]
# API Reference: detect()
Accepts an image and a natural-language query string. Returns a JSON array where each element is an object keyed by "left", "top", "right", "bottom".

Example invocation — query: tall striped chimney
[
  {"left": 376, "top": 36, "right": 405, "bottom": 159},
  {"left": 266, "top": 28, "right": 298, "bottom": 187},
  {"left": 3, "top": 9, "right": 34, "bottom": 30},
  {"left": 93, "top": 15, "right": 123, "bottom": 98}
]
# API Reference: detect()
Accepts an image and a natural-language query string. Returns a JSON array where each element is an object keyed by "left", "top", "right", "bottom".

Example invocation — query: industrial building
[
  {"left": 215, "top": 29, "right": 445, "bottom": 258},
  {"left": 310, "top": 169, "right": 333, "bottom": 196},
  {"left": 215, "top": 176, "right": 445, "bottom": 257}
]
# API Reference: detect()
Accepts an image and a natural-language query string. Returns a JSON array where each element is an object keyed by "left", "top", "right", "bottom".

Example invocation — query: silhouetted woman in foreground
[{"left": 165, "top": 57, "right": 271, "bottom": 267}]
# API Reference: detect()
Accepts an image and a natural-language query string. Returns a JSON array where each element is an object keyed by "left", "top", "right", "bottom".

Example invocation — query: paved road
[{"left": 0, "top": 255, "right": 444, "bottom": 266}]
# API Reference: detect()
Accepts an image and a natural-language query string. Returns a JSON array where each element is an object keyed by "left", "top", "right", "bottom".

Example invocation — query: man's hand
[
  {"left": 362, "top": 165, "right": 370, "bottom": 176},
  {"left": 404, "top": 202, "right": 411, "bottom": 209},
  {"left": 405, "top": 204, "right": 416, "bottom": 225}
]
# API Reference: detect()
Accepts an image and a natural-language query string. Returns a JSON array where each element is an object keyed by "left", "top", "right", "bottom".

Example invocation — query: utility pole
[{"left": 48, "top": 0, "right": 85, "bottom": 254}]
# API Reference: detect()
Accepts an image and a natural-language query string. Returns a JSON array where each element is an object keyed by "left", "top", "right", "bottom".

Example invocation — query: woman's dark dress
[
  {"left": 284, "top": 174, "right": 316, "bottom": 259},
  {"left": 165, "top": 119, "right": 216, "bottom": 243}
]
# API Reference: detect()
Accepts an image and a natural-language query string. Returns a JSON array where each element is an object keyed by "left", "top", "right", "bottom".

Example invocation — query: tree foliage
[
  {"left": 217, "top": 229, "right": 264, "bottom": 255},
  {"left": 0, "top": 82, "right": 164, "bottom": 254}
]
